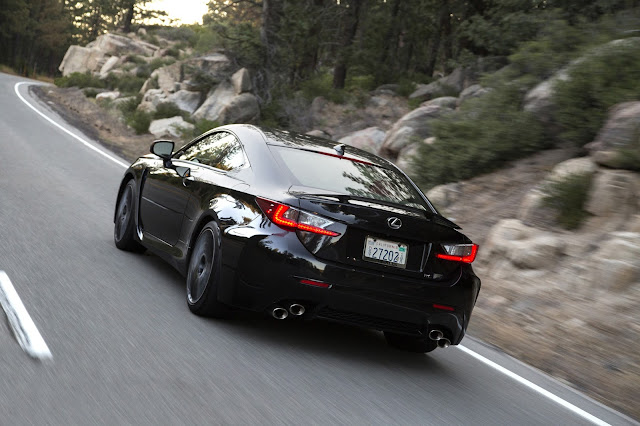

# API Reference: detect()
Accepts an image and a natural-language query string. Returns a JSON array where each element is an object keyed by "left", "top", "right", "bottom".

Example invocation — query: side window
[{"left": 178, "top": 132, "right": 247, "bottom": 171}]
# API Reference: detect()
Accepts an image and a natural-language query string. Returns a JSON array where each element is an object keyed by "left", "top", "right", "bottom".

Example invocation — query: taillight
[
  {"left": 436, "top": 243, "right": 478, "bottom": 263},
  {"left": 256, "top": 197, "right": 340, "bottom": 237}
]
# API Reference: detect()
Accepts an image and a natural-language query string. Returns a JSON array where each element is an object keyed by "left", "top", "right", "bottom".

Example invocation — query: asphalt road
[{"left": 0, "top": 72, "right": 637, "bottom": 425}]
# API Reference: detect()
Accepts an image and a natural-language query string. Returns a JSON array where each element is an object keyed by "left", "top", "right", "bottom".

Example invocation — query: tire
[
  {"left": 384, "top": 332, "right": 438, "bottom": 353},
  {"left": 114, "top": 180, "right": 145, "bottom": 252},
  {"left": 186, "top": 221, "right": 230, "bottom": 318}
]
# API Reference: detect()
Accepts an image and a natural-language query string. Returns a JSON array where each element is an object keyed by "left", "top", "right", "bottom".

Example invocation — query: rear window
[{"left": 272, "top": 146, "right": 427, "bottom": 210}]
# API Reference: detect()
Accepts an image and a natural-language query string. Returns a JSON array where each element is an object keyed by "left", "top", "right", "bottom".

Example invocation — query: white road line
[
  {"left": 0, "top": 271, "right": 52, "bottom": 361},
  {"left": 14, "top": 80, "right": 614, "bottom": 424},
  {"left": 458, "top": 345, "right": 610, "bottom": 426},
  {"left": 14, "top": 82, "right": 128, "bottom": 169}
]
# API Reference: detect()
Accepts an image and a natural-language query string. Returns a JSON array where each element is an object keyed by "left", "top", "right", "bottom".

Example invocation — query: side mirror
[
  {"left": 151, "top": 140, "right": 175, "bottom": 166},
  {"left": 175, "top": 166, "right": 191, "bottom": 178}
]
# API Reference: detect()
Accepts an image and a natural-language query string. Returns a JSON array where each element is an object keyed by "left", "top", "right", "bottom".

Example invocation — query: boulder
[
  {"left": 585, "top": 170, "right": 640, "bottom": 218},
  {"left": 547, "top": 157, "right": 597, "bottom": 182},
  {"left": 381, "top": 104, "right": 450, "bottom": 157},
  {"left": 185, "top": 53, "right": 233, "bottom": 83},
  {"left": 58, "top": 46, "right": 107, "bottom": 76},
  {"left": 409, "top": 81, "right": 447, "bottom": 103},
  {"left": 168, "top": 90, "right": 201, "bottom": 115},
  {"left": 192, "top": 81, "right": 236, "bottom": 122},
  {"left": 395, "top": 143, "right": 421, "bottom": 173},
  {"left": 421, "top": 96, "right": 458, "bottom": 109},
  {"left": 586, "top": 102, "right": 640, "bottom": 169},
  {"left": 457, "top": 84, "right": 490, "bottom": 106},
  {"left": 231, "top": 68, "right": 252, "bottom": 94},
  {"left": 409, "top": 67, "right": 472, "bottom": 102},
  {"left": 89, "top": 33, "right": 158, "bottom": 57},
  {"left": 218, "top": 93, "right": 260, "bottom": 124},
  {"left": 523, "top": 71, "right": 570, "bottom": 120},
  {"left": 373, "top": 84, "right": 400, "bottom": 95},
  {"left": 95, "top": 90, "right": 120, "bottom": 103},
  {"left": 306, "top": 130, "right": 332, "bottom": 139},
  {"left": 337, "top": 127, "right": 385, "bottom": 154},
  {"left": 425, "top": 183, "right": 461, "bottom": 209},
  {"left": 484, "top": 219, "right": 564, "bottom": 270},
  {"left": 137, "top": 89, "right": 167, "bottom": 113},
  {"left": 145, "top": 62, "right": 182, "bottom": 94},
  {"left": 589, "top": 232, "right": 640, "bottom": 291},
  {"left": 149, "top": 116, "right": 194, "bottom": 138},
  {"left": 99, "top": 56, "right": 120, "bottom": 78}
]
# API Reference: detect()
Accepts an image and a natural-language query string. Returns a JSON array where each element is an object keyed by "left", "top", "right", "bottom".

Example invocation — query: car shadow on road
[
  {"left": 210, "top": 313, "right": 451, "bottom": 373},
  {"left": 133, "top": 251, "right": 452, "bottom": 374}
]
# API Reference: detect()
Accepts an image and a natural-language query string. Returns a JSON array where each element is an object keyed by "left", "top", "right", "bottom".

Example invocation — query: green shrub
[
  {"left": 54, "top": 72, "right": 104, "bottom": 89},
  {"left": 153, "top": 102, "right": 183, "bottom": 119},
  {"left": 104, "top": 73, "right": 147, "bottom": 95},
  {"left": 412, "top": 82, "right": 547, "bottom": 188},
  {"left": 554, "top": 41, "right": 640, "bottom": 147},
  {"left": 125, "top": 110, "right": 152, "bottom": 135},
  {"left": 397, "top": 78, "right": 417, "bottom": 97},
  {"left": 117, "top": 94, "right": 142, "bottom": 115},
  {"left": 542, "top": 173, "right": 593, "bottom": 229}
]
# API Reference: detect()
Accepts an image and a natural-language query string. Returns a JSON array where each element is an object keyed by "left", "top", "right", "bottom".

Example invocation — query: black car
[{"left": 114, "top": 125, "right": 481, "bottom": 353}]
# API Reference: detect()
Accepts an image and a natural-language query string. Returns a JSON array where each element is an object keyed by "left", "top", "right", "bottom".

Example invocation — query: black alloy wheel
[
  {"left": 186, "top": 221, "right": 229, "bottom": 317},
  {"left": 114, "top": 180, "right": 144, "bottom": 252},
  {"left": 384, "top": 332, "right": 438, "bottom": 353}
]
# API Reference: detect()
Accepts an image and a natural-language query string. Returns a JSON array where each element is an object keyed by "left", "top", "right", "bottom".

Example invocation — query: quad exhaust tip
[
  {"left": 289, "top": 304, "right": 305, "bottom": 316},
  {"left": 272, "top": 307, "right": 289, "bottom": 320},
  {"left": 437, "top": 338, "right": 451, "bottom": 348},
  {"left": 429, "top": 329, "right": 451, "bottom": 349},
  {"left": 428, "top": 330, "right": 444, "bottom": 341}
]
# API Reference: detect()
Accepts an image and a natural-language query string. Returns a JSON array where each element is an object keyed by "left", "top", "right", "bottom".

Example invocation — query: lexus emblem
[{"left": 387, "top": 217, "right": 402, "bottom": 229}]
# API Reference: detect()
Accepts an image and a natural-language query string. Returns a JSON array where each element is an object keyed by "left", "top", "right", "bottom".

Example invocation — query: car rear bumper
[{"left": 218, "top": 231, "right": 481, "bottom": 345}]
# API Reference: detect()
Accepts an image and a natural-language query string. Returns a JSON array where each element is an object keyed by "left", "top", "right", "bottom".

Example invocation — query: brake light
[
  {"left": 436, "top": 244, "right": 478, "bottom": 263},
  {"left": 256, "top": 197, "right": 340, "bottom": 237}
]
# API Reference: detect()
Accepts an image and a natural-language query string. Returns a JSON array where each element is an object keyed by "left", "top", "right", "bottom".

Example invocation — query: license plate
[{"left": 363, "top": 236, "right": 408, "bottom": 268}]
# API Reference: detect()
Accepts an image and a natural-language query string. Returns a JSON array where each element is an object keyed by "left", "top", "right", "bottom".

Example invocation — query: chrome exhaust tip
[
  {"left": 272, "top": 307, "right": 289, "bottom": 320},
  {"left": 437, "top": 338, "right": 451, "bottom": 349},
  {"left": 428, "top": 330, "right": 444, "bottom": 341},
  {"left": 289, "top": 304, "right": 305, "bottom": 316}
]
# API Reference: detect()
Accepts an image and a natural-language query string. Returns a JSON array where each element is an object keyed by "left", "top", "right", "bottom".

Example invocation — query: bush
[
  {"left": 542, "top": 173, "right": 593, "bottom": 229},
  {"left": 54, "top": 72, "right": 104, "bottom": 89},
  {"left": 104, "top": 73, "right": 147, "bottom": 95},
  {"left": 554, "top": 41, "right": 640, "bottom": 147},
  {"left": 125, "top": 110, "right": 152, "bottom": 135},
  {"left": 412, "top": 82, "right": 547, "bottom": 188},
  {"left": 397, "top": 78, "right": 417, "bottom": 97},
  {"left": 153, "top": 102, "right": 183, "bottom": 119},
  {"left": 117, "top": 95, "right": 142, "bottom": 115}
]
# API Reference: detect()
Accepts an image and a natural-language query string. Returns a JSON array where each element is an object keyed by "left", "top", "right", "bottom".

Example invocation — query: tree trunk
[
  {"left": 333, "top": 0, "right": 363, "bottom": 89},
  {"left": 122, "top": 1, "right": 135, "bottom": 33}
]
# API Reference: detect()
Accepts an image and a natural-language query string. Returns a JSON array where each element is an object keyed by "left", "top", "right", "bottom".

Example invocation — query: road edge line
[
  {"left": 14, "top": 82, "right": 128, "bottom": 169},
  {"left": 0, "top": 271, "right": 52, "bottom": 361},
  {"left": 458, "top": 344, "right": 610, "bottom": 426}
]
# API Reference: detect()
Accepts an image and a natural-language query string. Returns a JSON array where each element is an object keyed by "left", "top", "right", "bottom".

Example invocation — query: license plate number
[{"left": 363, "top": 236, "right": 408, "bottom": 268}]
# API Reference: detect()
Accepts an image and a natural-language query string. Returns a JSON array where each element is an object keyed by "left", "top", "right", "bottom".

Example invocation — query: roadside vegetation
[{"left": 412, "top": 11, "right": 640, "bottom": 188}]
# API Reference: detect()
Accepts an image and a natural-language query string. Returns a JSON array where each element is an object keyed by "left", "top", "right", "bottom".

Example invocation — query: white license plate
[{"left": 363, "top": 236, "right": 408, "bottom": 268}]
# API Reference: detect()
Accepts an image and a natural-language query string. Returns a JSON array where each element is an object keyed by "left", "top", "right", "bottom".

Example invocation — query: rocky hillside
[{"left": 53, "top": 31, "right": 640, "bottom": 418}]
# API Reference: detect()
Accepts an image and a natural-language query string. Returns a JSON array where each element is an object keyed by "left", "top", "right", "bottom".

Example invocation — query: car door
[{"left": 139, "top": 159, "right": 193, "bottom": 246}]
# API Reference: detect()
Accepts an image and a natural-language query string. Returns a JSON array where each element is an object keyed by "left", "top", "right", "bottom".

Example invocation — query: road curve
[{"left": 0, "top": 72, "right": 636, "bottom": 425}]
